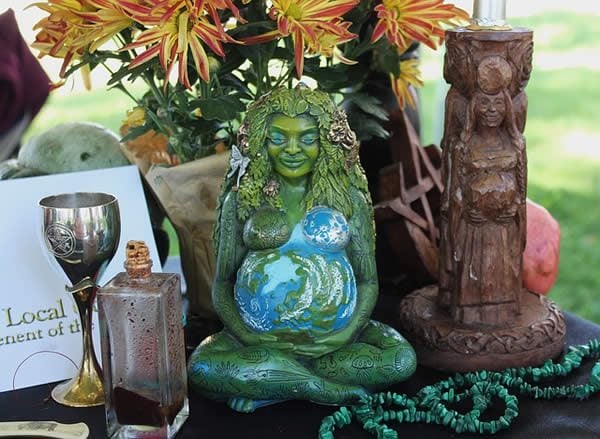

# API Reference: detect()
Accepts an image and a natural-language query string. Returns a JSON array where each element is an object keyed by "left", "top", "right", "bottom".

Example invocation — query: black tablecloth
[{"left": 2, "top": 311, "right": 599, "bottom": 438}]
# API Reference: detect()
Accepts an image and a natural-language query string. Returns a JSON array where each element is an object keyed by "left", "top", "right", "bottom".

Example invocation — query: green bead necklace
[{"left": 319, "top": 339, "right": 600, "bottom": 439}]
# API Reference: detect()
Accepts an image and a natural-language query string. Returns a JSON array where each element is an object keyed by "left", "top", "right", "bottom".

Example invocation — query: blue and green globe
[{"left": 234, "top": 207, "right": 356, "bottom": 340}]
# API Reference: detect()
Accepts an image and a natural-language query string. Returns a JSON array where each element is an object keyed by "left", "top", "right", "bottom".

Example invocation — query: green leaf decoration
[
  {"left": 107, "top": 62, "right": 150, "bottom": 86},
  {"left": 345, "top": 94, "right": 389, "bottom": 121},
  {"left": 196, "top": 95, "right": 247, "bottom": 121},
  {"left": 374, "top": 41, "right": 402, "bottom": 76},
  {"left": 346, "top": 110, "right": 390, "bottom": 141},
  {"left": 304, "top": 63, "right": 369, "bottom": 92},
  {"left": 120, "top": 123, "right": 152, "bottom": 143}
]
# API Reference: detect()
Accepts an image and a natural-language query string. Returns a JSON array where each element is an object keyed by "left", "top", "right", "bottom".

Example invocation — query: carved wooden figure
[
  {"left": 399, "top": 28, "right": 565, "bottom": 372},
  {"left": 441, "top": 54, "right": 526, "bottom": 325}
]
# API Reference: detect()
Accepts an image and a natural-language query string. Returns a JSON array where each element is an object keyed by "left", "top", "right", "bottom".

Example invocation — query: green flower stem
[
  {"left": 141, "top": 73, "right": 187, "bottom": 159},
  {"left": 144, "top": 73, "right": 167, "bottom": 109},
  {"left": 320, "top": 339, "right": 600, "bottom": 438},
  {"left": 255, "top": 52, "right": 266, "bottom": 97},
  {"left": 228, "top": 20, "right": 274, "bottom": 37},
  {"left": 111, "top": 80, "right": 138, "bottom": 103}
]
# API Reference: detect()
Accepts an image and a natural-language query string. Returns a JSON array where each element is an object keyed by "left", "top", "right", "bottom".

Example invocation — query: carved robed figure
[
  {"left": 188, "top": 86, "right": 416, "bottom": 412},
  {"left": 399, "top": 28, "right": 565, "bottom": 372},
  {"left": 438, "top": 55, "right": 526, "bottom": 325}
]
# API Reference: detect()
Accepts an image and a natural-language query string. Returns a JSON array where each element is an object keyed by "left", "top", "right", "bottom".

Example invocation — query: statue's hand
[
  {"left": 235, "top": 329, "right": 296, "bottom": 351},
  {"left": 234, "top": 328, "right": 278, "bottom": 346},
  {"left": 291, "top": 329, "right": 355, "bottom": 358},
  {"left": 497, "top": 204, "right": 518, "bottom": 222},
  {"left": 314, "top": 329, "right": 353, "bottom": 348},
  {"left": 292, "top": 343, "right": 337, "bottom": 358},
  {"left": 467, "top": 209, "right": 486, "bottom": 224}
]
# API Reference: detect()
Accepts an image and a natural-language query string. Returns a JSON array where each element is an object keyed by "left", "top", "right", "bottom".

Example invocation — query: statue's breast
[
  {"left": 301, "top": 206, "right": 350, "bottom": 251},
  {"left": 234, "top": 207, "right": 356, "bottom": 339},
  {"left": 243, "top": 206, "right": 290, "bottom": 251}
]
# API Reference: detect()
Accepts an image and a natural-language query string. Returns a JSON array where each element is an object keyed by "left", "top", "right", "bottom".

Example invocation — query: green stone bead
[
  {"left": 442, "top": 411, "right": 453, "bottom": 426},
  {"left": 506, "top": 407, "right": 518, "bottom": 418},
  {"left": 396, "top": 411, "right": 403, "bottom": 422},
  {"left": 590, "top": 362, "right": 600, "bottom": 389},
  {"left": 574, "top": 386, "right": 588, "bottom": 400},
  {"left": 450, "top": 418, "right": 457, "bottom": 430},
  {"left": 499, "top": 415, "right": 511, "bottom": 428}
]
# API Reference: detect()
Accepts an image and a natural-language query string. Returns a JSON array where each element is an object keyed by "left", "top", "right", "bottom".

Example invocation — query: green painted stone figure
[{"left": 187, "top": 86, "right": 417, "bottom": 412}]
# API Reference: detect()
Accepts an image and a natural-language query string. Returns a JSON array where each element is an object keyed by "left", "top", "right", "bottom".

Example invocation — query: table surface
[{"left": 1, "top": 310, "right": 600, "bottom": 438}]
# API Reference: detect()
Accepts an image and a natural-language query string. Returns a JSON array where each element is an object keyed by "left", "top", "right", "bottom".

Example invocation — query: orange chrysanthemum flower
[
  {"left": 31, "top": 0, "right": 132, "bottom": 88},
  {"left": 118, "top": 0, "right": 237, "bottom": 87},
  {"left": 74, "top": 0, "right": 133, "bottom": 52},
  {"left": 371, "top": 0, "right": 469, "bottom": 53},
  {"left": 31, "top": 0, "right": 93, "bottom": 77},
  {"left": 245, "top": 0, "right": 359, "bottom": 78},
  {"left": 390, "top": 58, "right": 424, "bottom": 109}
]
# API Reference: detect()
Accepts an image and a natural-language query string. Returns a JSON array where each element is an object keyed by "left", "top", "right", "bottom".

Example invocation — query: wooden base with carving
[{"left": 399, "top": 286, "right": 566, "bottom": 372}]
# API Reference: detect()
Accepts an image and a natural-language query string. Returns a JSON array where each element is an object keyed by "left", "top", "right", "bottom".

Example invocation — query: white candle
[
  {"left": 473, "top": 0, "right": 506, "bottom": 22},
  {"left": 470, "top": 0, "right": 510, "bottom": 29}
]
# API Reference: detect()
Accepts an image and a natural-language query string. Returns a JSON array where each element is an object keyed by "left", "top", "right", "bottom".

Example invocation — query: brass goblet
[{"left": 39, "top": 192, "right": 120, "bottom": 407}]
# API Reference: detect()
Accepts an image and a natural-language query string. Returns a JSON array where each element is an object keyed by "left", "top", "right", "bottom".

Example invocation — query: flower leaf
[
  {"left": 196, "top": 95, "right": 247, "bottom": 121},
  {"left": 304, "top": 63, "right": 368, "bottom": 93},
  {"left": 120, "top": 123, "right": 152, "bottom": 143},
  {"left": 374, "top": 41, "right": 402, "bottom": 76},
  {"left": 346, "top": 110, "right": 390, "bottom": 141},
  {"left": 345, "top": 93, "right": 389, "bottom": 121}
]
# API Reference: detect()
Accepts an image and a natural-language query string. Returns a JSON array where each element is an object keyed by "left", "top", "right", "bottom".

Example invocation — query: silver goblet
[{"left": 39, "top": 192, "right": 120, "bottom": 407}]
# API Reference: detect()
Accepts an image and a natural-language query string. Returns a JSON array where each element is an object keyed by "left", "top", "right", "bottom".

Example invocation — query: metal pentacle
[{"left": 45, "top": 223, "right": 76, "bottom": 257}]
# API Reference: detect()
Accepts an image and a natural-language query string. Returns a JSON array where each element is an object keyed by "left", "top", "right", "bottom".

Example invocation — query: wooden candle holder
[{"left": 398, "top": 28, "right": 566, "bottom": 372}]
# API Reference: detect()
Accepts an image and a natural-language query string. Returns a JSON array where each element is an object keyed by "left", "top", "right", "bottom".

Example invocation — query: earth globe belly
[{"left": 234, "top": 208, "right": 357, "bottom": 342}]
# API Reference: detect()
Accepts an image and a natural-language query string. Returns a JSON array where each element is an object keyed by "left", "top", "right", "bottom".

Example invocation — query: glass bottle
[{"left": 98, "top": 241, "right": 189, "bottom": 439}]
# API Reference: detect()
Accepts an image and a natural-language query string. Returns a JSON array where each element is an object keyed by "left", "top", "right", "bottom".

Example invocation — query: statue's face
[
  {"left": 475, "top": 92, "right": 506, "bottom": 127},
  {"left": 266, "top": 113, "right": 320, "bottom": 180}
]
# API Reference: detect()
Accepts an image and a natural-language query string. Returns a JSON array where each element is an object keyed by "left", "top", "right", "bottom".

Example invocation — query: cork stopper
[{"left": 124, "top": 240, "right": 153, "bottom": 278}]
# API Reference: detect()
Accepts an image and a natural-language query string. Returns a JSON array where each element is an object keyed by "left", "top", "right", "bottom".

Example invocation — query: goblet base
[{"left": 51, "top": 369, "right": 104, "bottom": 407}]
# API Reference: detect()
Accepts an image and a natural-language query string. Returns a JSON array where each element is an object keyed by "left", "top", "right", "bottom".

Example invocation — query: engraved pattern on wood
[{"left": 399, "top": 288, "right": 566, "bottom": 356}]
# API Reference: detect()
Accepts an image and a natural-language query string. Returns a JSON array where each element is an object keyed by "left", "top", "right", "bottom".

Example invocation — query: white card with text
[{"left": 0, "top": 165, "right": 161, "bottom": 392}]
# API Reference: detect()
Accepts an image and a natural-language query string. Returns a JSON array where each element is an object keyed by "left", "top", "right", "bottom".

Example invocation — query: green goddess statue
[{"left": 188, "top": 85, "right": 417, "bottom": 412}]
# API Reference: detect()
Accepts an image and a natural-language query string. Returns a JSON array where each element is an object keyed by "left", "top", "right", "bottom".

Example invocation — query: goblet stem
[{"left": 51, "top": 286, "right": 104, "bottom": 407}]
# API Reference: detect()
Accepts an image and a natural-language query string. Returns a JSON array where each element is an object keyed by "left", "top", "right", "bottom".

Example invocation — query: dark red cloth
[{"left": 0, "top": 8, "right": 50, "bottom": 134}]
